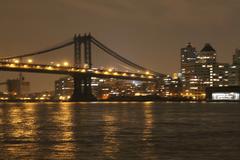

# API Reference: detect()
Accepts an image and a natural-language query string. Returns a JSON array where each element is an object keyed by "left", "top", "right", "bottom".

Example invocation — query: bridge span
[{"left": 0, "top": 33, "right": 163, "bottom": 101}]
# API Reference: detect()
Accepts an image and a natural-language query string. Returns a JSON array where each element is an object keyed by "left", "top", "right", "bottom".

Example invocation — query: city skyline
[
  {"left": 1, "top": 2, "right": 240, "bottom": 160},
  {"left": 1, "top": 39, "right": 239, "bottom": 101},
  {"left": 1, "top": 0, "right": 240, "bottom": 92}
]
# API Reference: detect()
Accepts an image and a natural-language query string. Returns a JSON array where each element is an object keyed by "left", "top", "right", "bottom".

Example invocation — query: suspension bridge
[{"left": 0, "top": 33, "right": 164, "bottom": 101}]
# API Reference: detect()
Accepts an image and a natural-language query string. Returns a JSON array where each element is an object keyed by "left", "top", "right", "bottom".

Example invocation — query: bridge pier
[
  {"left": 70, "top": 34, "right": 96, "bottom": 102},
  {"left": 70, "top": 75, "right": 96, "bottom": 102}
]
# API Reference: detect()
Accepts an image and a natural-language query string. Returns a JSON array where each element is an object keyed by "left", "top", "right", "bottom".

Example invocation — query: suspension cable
[
  {"left": 91, "top": 37, "right": 146, "bottom": 70},
  {"left": 0, "top": 39, "right": 74, "bottom": 60},
  {"left": 91, "top": 36, "right": 163, "bottom": 76}
]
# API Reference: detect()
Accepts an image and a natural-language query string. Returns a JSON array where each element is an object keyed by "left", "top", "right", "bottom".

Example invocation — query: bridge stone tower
[
  {"left": 74, "top": 34, "right": 92, "bottom": 68},
  {"left": 70, "top": 34, "right": 96, "bottom": 101}
]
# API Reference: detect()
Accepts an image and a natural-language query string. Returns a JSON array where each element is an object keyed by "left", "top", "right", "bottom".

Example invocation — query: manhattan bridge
[{"left": 0, "top": 33, "right": 164, "bottom": 101}]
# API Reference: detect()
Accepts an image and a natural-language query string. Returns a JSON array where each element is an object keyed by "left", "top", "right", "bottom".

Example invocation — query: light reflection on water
[
  {"left": 102, "top": 114, "right": 119, "bottom": 158},
  {"left": 142, "top": 103, "right": 154, "bottom": 141},
  {"left": 46, "top": 103, "right": 76, "bottom": 160},
  {"left": 0, "top": 102, "right": 240, "bottom": 160}
]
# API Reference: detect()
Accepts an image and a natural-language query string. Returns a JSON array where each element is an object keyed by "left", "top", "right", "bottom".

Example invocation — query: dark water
[{"left": 0, "top": 102, "right": 240, "bottom": 160}]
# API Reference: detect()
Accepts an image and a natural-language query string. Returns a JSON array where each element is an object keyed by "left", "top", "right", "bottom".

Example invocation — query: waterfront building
[
  {"left": 25, "top": 91, "right": 54, "bottom": 101},
  {"left": 161, "top": 74, "right": 182, "bottom": 97},
  {"left": 54, "top": 76, "right": 100, "bottom": 100},
  {"left": 229, "top": 49, "right": 240, "bottom": 86},
  {"left": 197, "top": 43, "right": 217, "bottom": 64},
  {"left": 55, "top": 76, "right": 73, "bottom": 100},
  {"left": 180, "top": 43, "right": 197, "bottom": 90},
  {"left": 229, "top": 65, "right": 240, "bottom": 86},
  {"left": 233, "top": 48, "right": 240, "bottom": 65},
  {"left": 206, "top": 86, "right": 240, "bottom": 101},
  {"left": 212, "top": 63, "right": 229, "bottom": 87},
  {"left": 0, "top": 92, "right": 9, "bottom": 101},
  {"left": 6, "top": 78, "right": 30, "bottom": 96},
  {"left": 180, "top": 43, "right": 230, "bottom": 99},
  {"left": 54, "top": 76, "right": 156, "bottom": 100}
]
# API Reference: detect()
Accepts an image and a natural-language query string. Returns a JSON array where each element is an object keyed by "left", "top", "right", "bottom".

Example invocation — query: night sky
[{"left": 0, "top": 0, "right": 240, "bottom": 92}]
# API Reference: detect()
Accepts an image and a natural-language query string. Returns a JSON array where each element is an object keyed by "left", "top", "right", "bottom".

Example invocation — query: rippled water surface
[{"left": 0, "top": 102, "right": 240, "bottom": 160}]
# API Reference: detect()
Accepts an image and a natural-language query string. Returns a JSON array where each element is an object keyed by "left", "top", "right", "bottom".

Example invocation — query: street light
[
  {"left": 13, "top": 59, "right": 19, "bottom": 63},
  {"left": 145, "top": 71, "right": 150, "bottom": 75},
  {"left": 63, "top": 62, "right": 69, "bottom": 66},
  {"left": 27, "top": 59, "right": 33, "bottom": 63}
]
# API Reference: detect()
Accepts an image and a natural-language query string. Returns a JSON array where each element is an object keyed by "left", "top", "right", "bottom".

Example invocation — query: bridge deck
[{"left": 0, "top": 62, "right": 156, "bottom": 81}]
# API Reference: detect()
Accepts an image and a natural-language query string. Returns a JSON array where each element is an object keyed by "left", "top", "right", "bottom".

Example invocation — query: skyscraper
[
  {"left": 180, "top": 43, "right": 197, "bottom": 89},
  {"left": 229, "top": 49, "right": 240, "bottom": 86},
  {"left": 233, "top": 48, "right": 240, "bottom": 65},
  {"left": 180, "top": 43, "right": 230, "bottom": 99},
  {"left": 197, "top": 43, "right": 217, "bottom": 64}
]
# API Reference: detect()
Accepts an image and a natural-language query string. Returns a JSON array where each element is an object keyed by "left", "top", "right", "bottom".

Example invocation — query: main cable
[{"left": 0, "top": 39, "right": 74, "bottom": 60}]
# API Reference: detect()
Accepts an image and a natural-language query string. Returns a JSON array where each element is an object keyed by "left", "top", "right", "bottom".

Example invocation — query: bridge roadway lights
[{"left": 69, "top": 75, "right": 97, "bottom": 102}]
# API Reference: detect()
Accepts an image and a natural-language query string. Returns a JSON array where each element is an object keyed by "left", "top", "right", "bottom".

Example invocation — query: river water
[{"left": 0, "top": 102, "right": 240, "bottom": 160}]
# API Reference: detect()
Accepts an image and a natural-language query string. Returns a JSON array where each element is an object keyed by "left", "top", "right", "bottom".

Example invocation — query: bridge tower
[{"left": 70, "top": 33, "right": 96, "bottom": 101}]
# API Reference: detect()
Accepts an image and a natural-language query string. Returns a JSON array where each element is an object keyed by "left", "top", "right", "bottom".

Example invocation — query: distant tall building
[
  {"left": 180, "top": 43, "right": 197, "bottom": 89},
  {"left": 7, "top": 78, "right": 30, "bottom": 96},
  {"left": 194, "top": 44, "right": 228, "bottom": 89},
  {"left": 55, "top": 76, "right": 73, "bottom": 100},
  {"left": 229, "top": 49, "right": 240, "bottom": 86},
  {"left": 197, "top": 43, "right": 217, "bottom": 64},
  {"left": 161, "top": 74, "right": 182, "bottom": 97},
  {"left": 229, "top": 65, "right": 240, "bottom": 86},
  {"left": 180, "top": 43, "right": 230, "bottom": 99},
  {"left": 233, "top": 49, "right": 240, "bottom": 65},
  {"left": 187, "top": 43, "right": 218, "bottom": 97}
]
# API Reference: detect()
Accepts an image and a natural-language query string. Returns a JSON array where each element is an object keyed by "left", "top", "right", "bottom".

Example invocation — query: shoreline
[{"left": 0, "top": 99, "right": 239, "bottom": 103}]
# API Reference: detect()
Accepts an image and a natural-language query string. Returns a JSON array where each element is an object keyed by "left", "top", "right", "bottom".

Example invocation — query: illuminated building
[
  {"left": 26, "top": 91, "right": 54, "bottom": 101},
  {"left": 55, "top": 76, "right": 73, "bottom": 99},
  {"left": 206, "top": 86, "right": 240, "bottom": 101},
  {"left": 229, "top": 49, "right": 240, "bottom": 86},
  {"left": 6, "top": 78, "right": 30, "bottom": 96},
  {"left": 95, "top": 79, "right": 156, "bottom": 99},
  {"left": 180, "top": 43, "right": 230, "bottom": 99},
  {"left": 193, "top": 44, "right": 229, "bottom": 97},
  {"left": 197, "top": 43, "right": 217, "bottom": 64},
  {"left": 55, "top": 76, "right": 100, "bottom": 100},
  {"left": 229, "top": 65, "right": 240, "bottom": 86},
  {"left": 233, "top": 48, "right": 240, "bottom": 65},
  {"left": 54, "top": 76, "right": 156, "bottom": 100},
  {"left": 212, "top": 63, "right": 229, "bottom": 87},
  {"left": 0, "top": 92, "right": 9, "bottom": 100},
  {"left": 180, "top": 43, "right": 197, "bottom": 90},
  {"left": 160, "top": 74, "right": 182, "bottom": 97}
]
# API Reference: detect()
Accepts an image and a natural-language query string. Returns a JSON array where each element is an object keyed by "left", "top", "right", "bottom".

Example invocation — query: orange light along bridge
[{"left": 0, "top": 33, "right": 164, "bottom": 101}]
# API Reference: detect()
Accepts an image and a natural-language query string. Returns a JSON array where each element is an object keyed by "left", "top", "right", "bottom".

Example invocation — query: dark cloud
[{"left": 0, "top": 0, "right": 240, "bottom": 92}]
